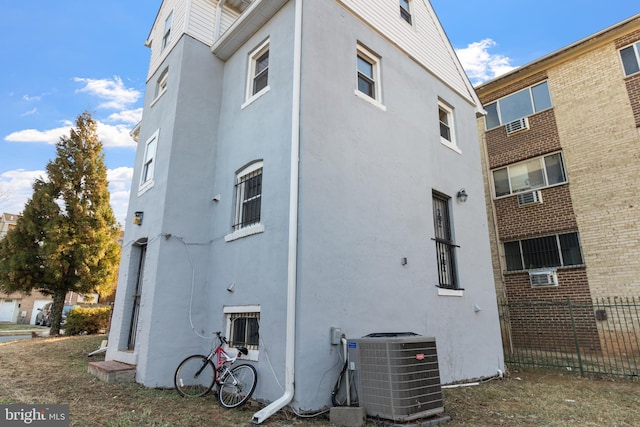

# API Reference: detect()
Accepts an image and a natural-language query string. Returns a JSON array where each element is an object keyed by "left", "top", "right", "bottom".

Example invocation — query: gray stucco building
[{"left": 107, "top": 0, "right": 505, "bottom": 419}]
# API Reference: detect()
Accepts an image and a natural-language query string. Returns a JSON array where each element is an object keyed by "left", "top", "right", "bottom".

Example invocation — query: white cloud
[
  {"left": 23, "top": 94, "right": 41, "bottom": 102},
  {"left": 21, "top": 108, "right": 38, "bottom": 116},
  {"left": 4, "top": 126, "right": 69, "bottom": 145},
  {"left": 456, "top": 39, "right": 517, "bottom": 86},
  {"left": 0, "top": 167, "right": 133, "bottom": 227},
  {"left": 4, "top": 120, "right": 136, "bottom": 148},
  {"left": 74, "top": 76, "right": 141, "bottom": 110},
  {"left": 107, "top": 108, "right": 143, "bottom": 125},
  {"left": 0, "top": 169, "right": 46, "bottom": 215}
]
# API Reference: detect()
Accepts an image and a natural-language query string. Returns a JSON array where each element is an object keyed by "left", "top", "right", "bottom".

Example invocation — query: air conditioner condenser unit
[{"left": 347, "top": 334, "right": 443, "bottom": 422}]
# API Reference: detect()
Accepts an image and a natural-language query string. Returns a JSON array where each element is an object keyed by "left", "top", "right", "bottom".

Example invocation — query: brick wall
[
  {"left": 494, "top": 185, "right": 577, "bottom": 241},
  {"left": 551, "top": 40, "right": 640, "bottom": 298}
]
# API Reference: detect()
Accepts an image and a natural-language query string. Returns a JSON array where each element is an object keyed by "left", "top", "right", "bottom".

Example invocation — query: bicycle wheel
[
  {"left": 174, "top": 355, "right": 216, "bottom": 397},
  {"left": 217, "top": 364, "right": 258, "bottom": 409}
]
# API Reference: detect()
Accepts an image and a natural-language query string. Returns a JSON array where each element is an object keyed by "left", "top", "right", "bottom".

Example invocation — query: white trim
[
  {"left": 245, "top": 38, "right": 270, "bottom": 103},
  {"left": 438, "top": 100, "right": 460, "bottom": 153},
  {"left": 438, "top": 288, "right": 464, "bottom": 297},
  {"left": 354, "top": 90, "right": 387, "bottom": 111},
  {"left": 241, "top": 86, "right": 270, "bottom": 109},
  {"left": 138, "top": 129, "right": 159, "bottom": 196},
  {"left": 224, "top": 223, "right": 265, "bottom": 242},
  {"left": 223, "top": 305, "right": 261, "bottom": 314},
  {"left": 356, "top": 43, "right": 384, "bottom": 106}
]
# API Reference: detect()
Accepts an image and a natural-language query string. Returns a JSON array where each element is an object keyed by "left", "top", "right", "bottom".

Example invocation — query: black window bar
[
  {"left": 233, "top": 168, "right": 262, "bottom": 231},
  {"left": 433, "top": 193, "right": 458, "bottom": 289}
]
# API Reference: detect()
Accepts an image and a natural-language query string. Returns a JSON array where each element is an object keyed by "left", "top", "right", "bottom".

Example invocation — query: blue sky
[{"left": 1, "top": 1, "right": 638, "bottom": 226}]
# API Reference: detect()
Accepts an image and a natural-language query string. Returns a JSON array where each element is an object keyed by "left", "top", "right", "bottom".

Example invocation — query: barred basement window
[{"left": 229, "top": 312, "right": 259, "bottom": 350}]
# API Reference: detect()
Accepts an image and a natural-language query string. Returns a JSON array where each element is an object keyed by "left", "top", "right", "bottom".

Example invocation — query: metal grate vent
[
  {"left": 529, "top": 269, "right": 558, "bottom": 287},
  {"left": 517, "top": 190, "right": 542, "bottom": 206},
  {"left": 348, "top": 336, "right": 443, "bottom": 422},
  {"left": 505, "top": 117, "right": 529, "bottom": 135}
]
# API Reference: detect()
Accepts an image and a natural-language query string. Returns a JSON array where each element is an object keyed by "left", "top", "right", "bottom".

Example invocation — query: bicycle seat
[{"left": 237, "top": 346, "right": 249, "bottom": 355}]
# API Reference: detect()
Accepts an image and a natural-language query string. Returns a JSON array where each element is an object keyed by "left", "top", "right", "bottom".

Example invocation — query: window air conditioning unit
[
  {"left": 529, "top": 269, "right": 558, "bottom": 287},
  {"left": 517, "top": 190, "right": 542, "bottom": 206},
  {"left": 347, "top": 334, "right": 443, "bottom": 422},
  {"left": 505, "top": 117, "right": 529, "bottom": 135}
]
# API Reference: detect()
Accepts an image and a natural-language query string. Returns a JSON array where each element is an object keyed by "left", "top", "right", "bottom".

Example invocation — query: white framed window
[
  {"left": 399, "top": 0, "right": 412, "bottom": 24},
  {"left": 224, "top": 305, "right": 260, "bottom": 361},
  {"left": 355, "top": 44, "right": 385, "bottom": 110},
  {"left": 225, "top": 161, "right": 264, "bottom": 242},
  {"left": 492, "top": 152, "right": 567, "bottom": 197},
  {"left": 484, "top": 81, "right": 552, "bottom": 130},
  {"left": 243, "top": 39, "right": 270, "bottom": 107},
  {"left": 438, "top": 100, "right": 460, "bottom": 153},
  {"left": 620, "top": 42, "right": 640, "bottom": 77},
  {"left": 162, "top": 11, "right": 173, "bottom": 51},
  {"left": 138, "top": 129, "right": 159, "bottom": 195},
  {"left": 151, "top": 68, "right": 169, "bottom": 105}
]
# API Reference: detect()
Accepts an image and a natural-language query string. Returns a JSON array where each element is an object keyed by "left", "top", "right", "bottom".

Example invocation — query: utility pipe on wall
[{"left": 252, "top": 0, "right": 303, "bottom": 423}]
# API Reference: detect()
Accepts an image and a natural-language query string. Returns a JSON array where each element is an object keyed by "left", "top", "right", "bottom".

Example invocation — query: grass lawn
[
  {"left": 0, "top": 323, "right": 47, "bottom": 331},
  {"left": 0, "top": 335, "right": 638, "bottom": 426}
]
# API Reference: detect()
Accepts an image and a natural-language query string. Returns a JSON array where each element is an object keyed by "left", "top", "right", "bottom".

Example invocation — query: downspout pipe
[
  {"left": 214, "top": 0, "right": 226, "bottom": 40},
  {"left": 252, "top": 0, "right": 302, "bottom": 423}
]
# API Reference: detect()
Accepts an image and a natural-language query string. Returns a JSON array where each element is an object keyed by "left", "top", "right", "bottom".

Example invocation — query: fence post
[{"left": 567, "top": 297, "right": 584, "bottom": 375}]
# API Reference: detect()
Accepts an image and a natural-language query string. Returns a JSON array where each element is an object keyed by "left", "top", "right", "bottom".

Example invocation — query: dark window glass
[
  {"left": 400, "top": 0, "right": 411, "bottom": 24},
  {"left": 521, "top": 235, "right": 561, "bottom": 269},
  {"left": 559, "top": 233, "right": 583, "bottom": 266},
  {"left": 485, "top": 102, "right": 500, "bottom": 129},
  {"left": 433, "top": 193, "right": 457, "bottom": 289},
  {"left": 439, "top": 107, "right": 451, "bottom": 141},
  {"left": 493, "top": 168, "right": 510, "bottom": 197},
  {"left": 504, "top": 241, "right": 523, "bottom": 271},
  {"left": 357, "top": 55, "right": 375, "bottom": 98},
  {"left": 253, "top": 51, "right": 269, "bottom": 94},
  {"left": 620, "top": 45, "right": 640, "bottom": 76},
  {"left": 544, "top": 153, "right": 566, "bottom": 185}
]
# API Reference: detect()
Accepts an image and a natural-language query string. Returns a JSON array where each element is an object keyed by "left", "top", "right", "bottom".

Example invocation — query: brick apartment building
[{"left": 476, "top": 15, "right": 640, "bottom": 355}]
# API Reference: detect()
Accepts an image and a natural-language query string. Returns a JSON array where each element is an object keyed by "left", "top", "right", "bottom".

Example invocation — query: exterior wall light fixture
[
  {"left": 133, "top": 211, "right": 144, "bottom": 225},
  {"left": 457, "top": 189, "right": 468, "bottom": 203}
]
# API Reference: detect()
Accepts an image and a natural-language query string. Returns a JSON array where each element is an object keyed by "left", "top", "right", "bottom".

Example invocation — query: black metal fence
[{"left": 499, "top": 297, "right": 640, "bottom": 379}]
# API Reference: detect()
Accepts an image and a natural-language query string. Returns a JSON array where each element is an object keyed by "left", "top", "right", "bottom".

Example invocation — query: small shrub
[{"left": 63, "top": 306, "right": 111, "bottom": 336}]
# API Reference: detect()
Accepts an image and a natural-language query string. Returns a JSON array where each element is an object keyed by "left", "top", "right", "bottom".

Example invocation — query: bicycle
[{"left": 174, "top": 331, "right": 258, "bottom": 409}]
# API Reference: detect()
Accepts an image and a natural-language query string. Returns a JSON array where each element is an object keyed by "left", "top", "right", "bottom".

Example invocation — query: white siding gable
[
  {"left": 146, "top": 0, "right": 240, "bottom": 80},
  {"left": 337, "top": 0, "right": 482, "bottom": 111}
]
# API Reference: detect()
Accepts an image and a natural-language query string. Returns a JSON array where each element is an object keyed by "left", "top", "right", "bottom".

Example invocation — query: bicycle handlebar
[{"left": 215, "top": 331, "right": 229, "bottom": 345}]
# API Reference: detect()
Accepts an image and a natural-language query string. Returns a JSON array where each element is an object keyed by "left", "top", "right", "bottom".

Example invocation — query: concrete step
[{"left": 88, "top": 360, "right": 136, "bottom": 383}]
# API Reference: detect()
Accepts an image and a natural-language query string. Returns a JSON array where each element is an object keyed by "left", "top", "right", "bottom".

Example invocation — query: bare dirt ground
[{"left": 0, "top": 335, "right": 638, "bottom": 426}]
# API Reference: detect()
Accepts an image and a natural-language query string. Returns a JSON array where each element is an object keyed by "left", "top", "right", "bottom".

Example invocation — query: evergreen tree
[{"left": 0, "top": 112, "right": 121, "bottom": 335}]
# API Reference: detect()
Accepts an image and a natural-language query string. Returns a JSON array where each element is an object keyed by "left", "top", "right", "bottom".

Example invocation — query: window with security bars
[
  {"left": 233, "top": 163, "right": 262, "bottom": 231},
  {"left": 432, "top": 192, "right": 458, "bottom": 289},
  {"left": 504, "top": 232, "right": 584, "bottom": 271},
  {"left": 229, "top": 312, "right": 259, "bottom": 350}
]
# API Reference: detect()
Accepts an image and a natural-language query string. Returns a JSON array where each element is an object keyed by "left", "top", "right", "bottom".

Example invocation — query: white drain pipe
[{"left": 252, "top": 0, "right": 303, "bottom": 423}]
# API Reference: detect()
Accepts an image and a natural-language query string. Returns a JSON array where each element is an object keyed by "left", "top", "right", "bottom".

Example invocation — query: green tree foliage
[{"left": 0, "top": 112, "right": 121, "bottom": 335}]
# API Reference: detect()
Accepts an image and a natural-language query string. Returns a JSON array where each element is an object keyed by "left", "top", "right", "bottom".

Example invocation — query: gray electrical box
[{"left": 330, "top": 327, "right": 342, "bottom": 345}]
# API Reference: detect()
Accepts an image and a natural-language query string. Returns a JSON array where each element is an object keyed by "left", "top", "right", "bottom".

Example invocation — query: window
[
  {"left": 432, "top": 192, "right": 458, "bottom": 289},
  {"left": 233, "top": 162, "right": 262, "bottom": 231},
  {"left": 620, "top": 42, "right": 640, "bottom": 77},
  {"left": 399, "top": 0, "right": 412, "bottom": 24},
  {"left": 224, "top": 306, "right": 260, "bottom": 361},
  {"left": 485, "top": 81, "right": 552, "bottom": 129},
  {"left": 492, "top": 152, "right": 567, "bottom": 197},
  {"left": 504, "top": 232, "right": 583, "bottom": 271},
  {"left": 162, "top": 12, "right": 173, "bottom": 51},
  {"left": 438, "top": 100, "right": 459, "bottom": 152},
  {"left": 139, "top": 130, "right": 159, "bottom": 193},
  {"left": 356, "top": 44, "right": 381, "bottom": 102},
  {"left": 245, "top": 39, "right": 270, "bottom": 104},
  {"left": 153, "top": 68, "right": 168, "bottom": 101}
]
